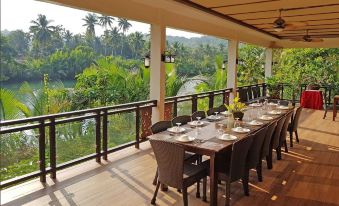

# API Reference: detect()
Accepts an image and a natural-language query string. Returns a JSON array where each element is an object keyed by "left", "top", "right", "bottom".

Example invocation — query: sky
[{"left": 0, "top": 0, "right": 202, "bottom": 38}]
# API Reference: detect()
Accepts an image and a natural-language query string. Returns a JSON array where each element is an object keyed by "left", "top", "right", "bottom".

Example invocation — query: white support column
[
  {"left": 265, "top": 48, "right": 273, "bottom": 78},
  {"left": 150, "top": 24, "right": 166, "bottom": 123},
  {"left": 227, "top": 40, "right": 239, "bottom": 100}
]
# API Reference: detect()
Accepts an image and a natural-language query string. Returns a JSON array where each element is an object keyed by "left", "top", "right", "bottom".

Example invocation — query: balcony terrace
[
  {"left": 1, "top": 0, "right": 338, "bottom": 206},
  {"left": 1, "top": 109, "right": 339, "bottom": 206}
]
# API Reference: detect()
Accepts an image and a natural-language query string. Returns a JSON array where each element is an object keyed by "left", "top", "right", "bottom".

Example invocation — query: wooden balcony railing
[{"left": 0, "top": 99, "right": 157, "bottom": 189}]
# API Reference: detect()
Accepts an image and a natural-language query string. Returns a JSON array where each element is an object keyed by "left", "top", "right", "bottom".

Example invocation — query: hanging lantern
[{"left": 144, "top": 54, "right": 150, "bottom": 68}]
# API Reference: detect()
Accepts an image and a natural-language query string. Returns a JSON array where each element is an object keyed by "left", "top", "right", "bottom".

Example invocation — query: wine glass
[
  {"left": 214, "top": 112, "right": 219, "bottom": 118},
  {"left": 216, "top": 123, "right": 223, "bottom": 137},
  {"left": 234, "top": 118, "right": 241, "bottom": 128},
  {"left": 196, "top": 116, "right": 201, "bottom": 124},
  {"left": 176, "top": 122, "right": 182, "bottom": 132}
]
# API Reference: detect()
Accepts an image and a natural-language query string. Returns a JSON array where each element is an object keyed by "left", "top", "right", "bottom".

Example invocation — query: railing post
[
  {"left": 102, "top": 110, "right": 108, "bottom": 160},
  {"left": 192, "top": 95, "right": 197, "bottom": 113},
  {"left": 38, "top": 120, "right": 46, "bottom": 182},
  {"left": 49, "top": 118, "right": 56, "bottom": 179},
  {"left": 135, "top": 105, "right": 140, "bottom": 149},
  {"left": 95, "top": 111, "right": 101, "bottom": 163},
  {"left": 208, "top": 92, "right": 214, "bottom": 109},
  {"left": 281, "top": 83, "right": 284, "bottom": 100},
  {"left": 173, "top": 98, "right": 178, "bottom": 117},
  {"left": 262, "top": 83, "right": 267, "bottom": 97}
]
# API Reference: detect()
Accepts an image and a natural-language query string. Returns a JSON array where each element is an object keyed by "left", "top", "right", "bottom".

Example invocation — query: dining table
[{"left": 148, "top": 104, "right": 294, "bottom": 206}]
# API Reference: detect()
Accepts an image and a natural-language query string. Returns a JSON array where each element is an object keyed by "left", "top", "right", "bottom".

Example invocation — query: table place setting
[
  {"left": 277, "top": 105, "right": 289, "bottom": 110},
  {"left": 267, "top": 110, "right": 282, "bottom": 115},
  {"left": 217, "top": 133, "right": 238, "bottom": 141},
  {"left": 206, "top": 113, "right": 223, "bottom": 121},
  {"left": 187, "top": 120, "right": 205, "bottom": 127},
  {"left": 175, "top": 134, "right": 196, "bottom": 142},
  {"left": 220, "top": 111, "right": 231, "bottom": 116},
  {"left": 231, "top": 126, "right": 251, "bottom": 133},
  {"left": 246, "top": 119, "right": 264, "bottom": 126},
  {"left": 267, "top": 102, "right": 278, "bottom": 106},
  {"left": 258, "top": 115, "right": 274, "bottom": 121},
  {"left": 167, "top": 123, "right": 186, "bottom": 133},
  {"left": 248, "top": 102, "right": 262, "bottom": 107}
]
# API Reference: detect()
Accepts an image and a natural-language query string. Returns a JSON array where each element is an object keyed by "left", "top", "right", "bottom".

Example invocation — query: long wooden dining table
[{"left": 148, "top": 105, "right": 294, "bottom": 206}]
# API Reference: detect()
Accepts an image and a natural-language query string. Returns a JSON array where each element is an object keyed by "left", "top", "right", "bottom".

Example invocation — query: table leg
[{"left": 209, "top": 154, "right": 217, "bottom": 206}]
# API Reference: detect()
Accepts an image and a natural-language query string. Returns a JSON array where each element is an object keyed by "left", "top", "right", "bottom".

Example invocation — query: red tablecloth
[{"left": 300, "top": 90, "right": 323, "bottom": 110}]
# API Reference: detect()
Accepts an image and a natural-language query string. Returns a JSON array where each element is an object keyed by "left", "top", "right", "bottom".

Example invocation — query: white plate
[
  {"left": 175, "top": 135, "right": 195, "bottom": 142},
  {"left": 277, "top": 106, "right": 289, "bottom": 110},
  {"left": 188, "top": 121, "right": 204, "bottom": 127},
  {"left": 247, "top": 120, "right": 264, "bottom": 126},
  {"left": 221, "top": 111, "right": 231, "bottom": 116},
  {"left": 268, "top": 102, "right": 278, "bottom": 106},
  {"left": 167, "top": 127, "right": 186, "bottom": 133},
  {"left": 258, "top": 115, "right": 274, "bottom": 121},
  {"left": 207, "top": 115, "right": 222, "bottom": 121},
  {"left": 249, "top": 103, "right": 262, "bottom": 107},
  {"left": 267, "top": 110, "right": 282, "bottom": 115},
  {"left": 231, "top": 127, "right": 250, "bottom": 133},
  {"left": 217, "top": 134, "right": 238, "bottom": 141}
]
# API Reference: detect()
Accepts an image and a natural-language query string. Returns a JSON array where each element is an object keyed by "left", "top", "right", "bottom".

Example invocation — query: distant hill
[{"left": 166, "top": 35, "right": 228, "bottom": 48}]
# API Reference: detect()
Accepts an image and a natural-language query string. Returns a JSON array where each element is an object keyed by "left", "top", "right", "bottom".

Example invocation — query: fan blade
[{"left": 310, "top": 38, "right": 324, "bottom": 42}]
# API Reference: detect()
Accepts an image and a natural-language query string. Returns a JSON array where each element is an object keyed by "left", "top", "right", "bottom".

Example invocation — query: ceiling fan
[
  {"left": 273, "top": 9, "right": 307, "bottom": 32},
  {"left": 288, "top": 30, "right": 324, "bottom": 42}
]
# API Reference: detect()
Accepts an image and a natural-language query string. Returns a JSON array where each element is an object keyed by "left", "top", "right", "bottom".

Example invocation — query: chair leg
[
  {"left": 289, "top": 130, "right": 293, "bottom": 147},
  {"left": 256, "top": 161, "right": 263, "bottom": 182},
  {"left": 277, "top": 147, "right": 282, "bottom": 160},
  {"left": 266, "top": 149, "right": 273, "bottom": 169},
  {"left": 323, "top": 110, "right": 327, "bottom": 119},
  {"left": 151, "top": 181, "right": 161, "bottom": 205},
  {"left": 295, "top": 130, "right": 300, "bottom": 143},
  {"left": 242, "top": 170, "right": 249, "bottom": 196},
  {"left": 152, "top": 169, "right": 158, "bottom": 186},
  {"left": 225, "top": 180, "right": 231, "bottom": 206},
  {"left": 196, "top": 180, "right": 201, "bottom": 198},
  {"left": 203, "top": 177, "right": 207, "bottom": 202},
  {"left": 284, "top": 140, "right": 288, "bottom": 153},
  {"left": 183, "top": 187, "right": 188, "bottom": 206}
]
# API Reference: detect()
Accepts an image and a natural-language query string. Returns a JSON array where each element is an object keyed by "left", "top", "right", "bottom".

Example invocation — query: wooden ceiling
[{"left": 177, "top": 0, "right": 339, "bottom": 40}]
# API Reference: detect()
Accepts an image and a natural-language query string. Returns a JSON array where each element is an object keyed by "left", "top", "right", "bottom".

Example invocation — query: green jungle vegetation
[{"left": 0, "top": 13, "right": 338, "bottom": 183}]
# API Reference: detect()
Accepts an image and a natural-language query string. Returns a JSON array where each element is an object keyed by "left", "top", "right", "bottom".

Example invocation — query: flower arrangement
[
  {"left": 226, "top": 96, "right": 246, "bottom": 120},
  {"left": 226, "top": 96, "right": 246, "bottom": 112}
]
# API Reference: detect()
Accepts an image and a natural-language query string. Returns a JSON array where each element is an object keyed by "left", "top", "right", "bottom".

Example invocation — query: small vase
[{"left": 233, "top": 111, "right": 244, "bottom": 121}]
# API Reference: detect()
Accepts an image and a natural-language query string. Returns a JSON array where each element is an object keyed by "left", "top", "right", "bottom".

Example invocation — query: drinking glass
[
  {"left": 176, "top": 122, "right": 181, "bottom": 132},
  {"left": 234, "top": 118, "right": 241, "bottom": 128},
  {"left": 196, "top": 116, "right": 201, "bottom": 124}
]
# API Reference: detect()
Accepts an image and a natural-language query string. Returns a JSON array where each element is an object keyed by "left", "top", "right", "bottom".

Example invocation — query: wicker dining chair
[
  {"left": 150, "top": 139, "right": 208, "bottom": 206},
  {"left": 206, "top": 107, "right": 220, "bottom": 116},
  {"left": 192, "top": 111, "right": 206, "bottom": 120},
  {"left": 245, "top": 126, "right": 268, "bottom": 184},
  {"left": 150, "top": 121, "right": 200, "bottom": 186},
  {"left": 212, "top": 135, "right": 254, "bottom": 206},
  {"left": 288, "top": 107, "right": 302, "bottom": 147},
  {"left": 151, "top": 121, "right": 172, "bottom": 134},
  {"left": 252, "top": 86, "right": 260, "bottom": 99},
  {"left": 218, "top": 104, "right": 227, "bottom": 113},
  {"left": 269, "top": 115, "right": 287, "bottom": 164},
  {"left": 279, "top": 110, "right": 294, "bottom": 155},
  {"left": 172, "top": 115, "right": 192, "bottom": 126},
  {"left": 260, "top": 121, "right": 277, "bottom": 171},
  {"left": 247, "top": 87, "right": 253, "bottom": 101}
]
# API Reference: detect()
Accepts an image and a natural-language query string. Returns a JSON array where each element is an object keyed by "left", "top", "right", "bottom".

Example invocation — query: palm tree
[
  {"left": 128, "top": 32, "right": 145, "bottom": 58},
  {"left": 109, "top": 27, "right": 121, "bottom": 56},
  {"left": 29, "top": 14, "right": 55, "bottom": 56},
  {"left": 63, "top": 30, "right": 73, "bottom": 48},
  {"left": 98, "top": 15, "right": 115, "bottom": 30},
  {"left": 117, "top": 18, "right": 132, "bottom": 55},
  {"left": 82, "top": 13, "right": 98, "bottom": 37},
  {"left": 0, "top": 89, "right": 30, "bottom": 120}
]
